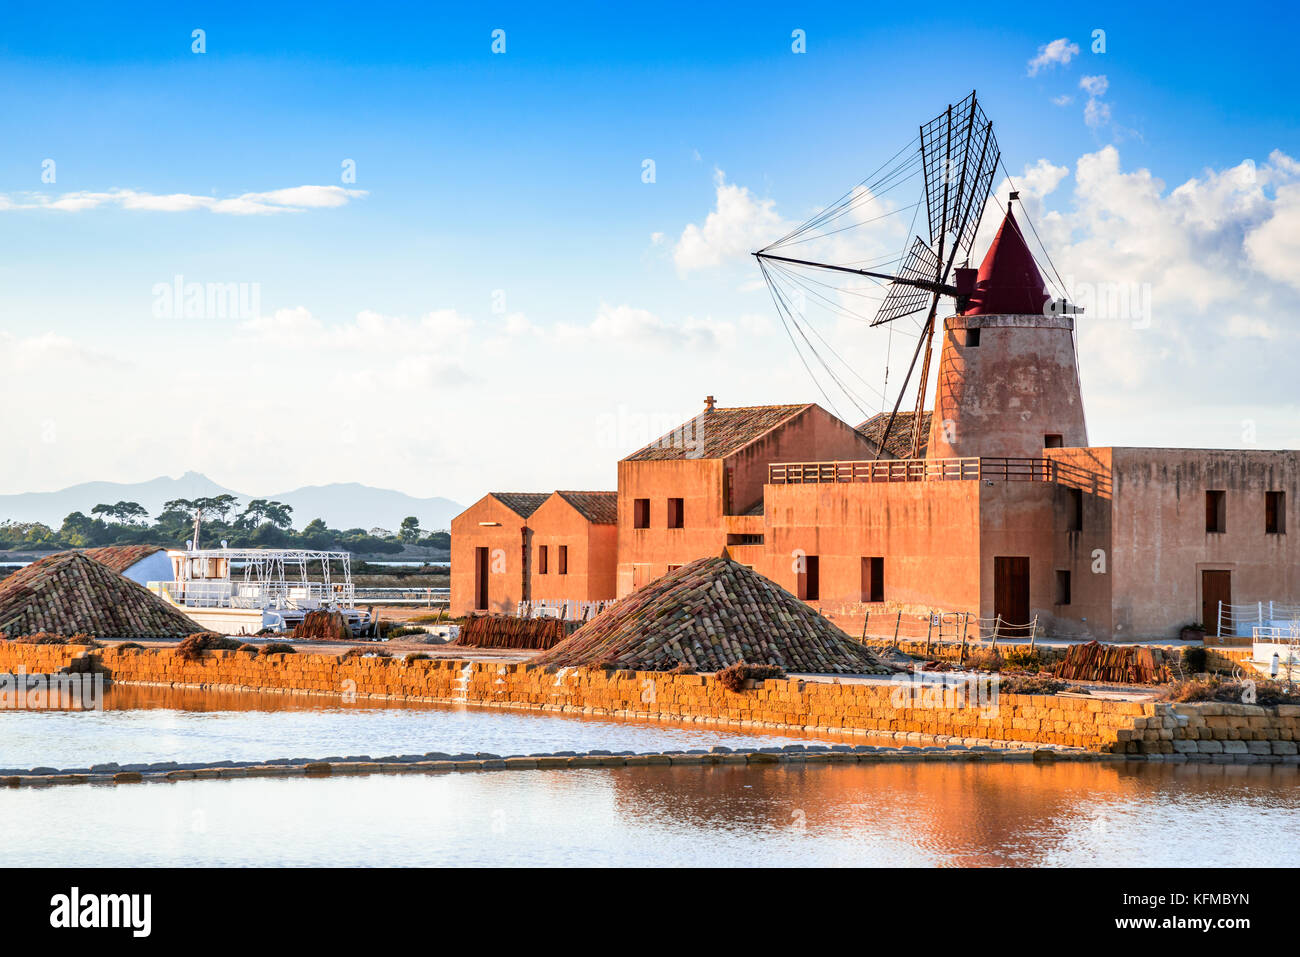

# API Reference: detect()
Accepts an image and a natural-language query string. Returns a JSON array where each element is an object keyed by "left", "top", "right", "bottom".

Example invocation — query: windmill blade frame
[
  {"left": 871, "top": 235, "right": 941, "bottom": 326},
  {"left": 919, "top": 91, "right": 1000, "bottom": 265}
]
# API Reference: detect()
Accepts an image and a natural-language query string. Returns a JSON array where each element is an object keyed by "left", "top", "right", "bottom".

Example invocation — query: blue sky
[{"left": 2, "top": 1, "right": 1298, "bottom": 507}]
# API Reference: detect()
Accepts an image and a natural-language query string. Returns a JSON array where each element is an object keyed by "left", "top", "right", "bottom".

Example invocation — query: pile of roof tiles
[
  {"left": 536, "top": 553, "right": 894, "bottom": 674},
  {"left": 454, "top": 615, "right": 577, "bottom": 650},
  {"left": 0, "top": 552, "right": 204, "bottom": 640},
  {"left": 1054, "top": 640, "right": 1169, "bottom": 684}
]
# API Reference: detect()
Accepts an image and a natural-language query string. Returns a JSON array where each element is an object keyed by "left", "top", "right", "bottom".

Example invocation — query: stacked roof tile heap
[
  {"left": 536, "top": 552, "right": 894, "bottom": 674},
  {"left": 0, "top": 552, "right": 204, "bottom": 640}
]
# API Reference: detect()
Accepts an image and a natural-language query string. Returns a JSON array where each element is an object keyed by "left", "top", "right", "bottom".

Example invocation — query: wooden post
[
  {"left": 1029, "top": 614, "right": 1039, "bottom": 649},
  {"left": 925, "top": 612, "right": 933, "bottom": 656},
  {"left": 959, "top": 611, "right": 970, "bottom": 664},
  {"left": 893, "top": 611, "right": 902, "bottom": 649},
  {"left": 991, "top": 614, "right": 1001, "bottom": 652},
  {"left": 860, "top": 610, "right": 870, "bottom": 645}
]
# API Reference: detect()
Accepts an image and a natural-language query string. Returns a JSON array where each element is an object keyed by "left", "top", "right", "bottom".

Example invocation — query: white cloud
[
  {"left": 672, "top": 170, "right": 789, "bottom": 272},
  {"left": 1052, "top": 95, "right": 1073, "bottom": 107},
  {"left": 1027, "top": 38, "right": 1079, "bottom": 76},
  {"left": 0, "top": 185, "right": 368, "bottom": 215},
  {"left": 1079, "top": 74, "right": 1109, "bottom": 97}
]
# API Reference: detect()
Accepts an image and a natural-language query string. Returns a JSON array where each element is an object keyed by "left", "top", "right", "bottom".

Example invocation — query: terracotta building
[
  {"left": 451, "top": 206, "right": 1299, "bottom": 638},
  {"left": 450, "top": 490, "right": 616, "bottom": 616}
]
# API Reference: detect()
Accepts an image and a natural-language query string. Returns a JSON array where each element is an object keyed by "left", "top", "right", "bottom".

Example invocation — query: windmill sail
[
  {"left": 919, "top": 92, "right": 999, "bottom": 264},
  {"left": 871, "top": 235, "right": 941, "bottom": 326}
]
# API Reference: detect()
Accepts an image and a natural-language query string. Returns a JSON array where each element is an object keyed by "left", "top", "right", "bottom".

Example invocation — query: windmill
[{"left": 754, "top": 90, "right": 1004, "bottom": 460}]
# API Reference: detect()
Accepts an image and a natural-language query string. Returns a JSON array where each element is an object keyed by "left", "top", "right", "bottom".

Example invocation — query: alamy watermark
[
  {"left": 889, "top": 671, "right": 1000, "bottom": 719},
  {"left": 0, "top": 667, "right": 104, "bottom": 710},
  {"left": 152, "top": 275, "right": 261, "bottom": 320}
]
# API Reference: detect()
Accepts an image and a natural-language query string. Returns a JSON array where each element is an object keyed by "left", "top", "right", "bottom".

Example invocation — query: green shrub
[
  {"left": 1165, "top": 676, "right": 1300, "bottom": 706},
  {"left": 260, "top": 642, "right": 296, "bottom": 656},
  {"left": 405, "top": 651, "right": 431, "bottom": 662}
]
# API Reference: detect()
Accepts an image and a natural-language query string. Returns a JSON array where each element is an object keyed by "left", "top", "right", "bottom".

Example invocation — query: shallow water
[
  {"left": 2, "top": 761, "right": 1296, "bottom": 867},
  {"left": 0, "top": 684, "right": 850, "bottom": 770}
]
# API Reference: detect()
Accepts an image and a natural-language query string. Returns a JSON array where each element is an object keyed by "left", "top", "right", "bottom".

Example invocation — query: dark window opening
[
  {"left": 558, "top": 545, "right": 568, "bottom": 575},
  {"left": 474, "top": 546, "right": 489, "bottom": 611},
  {"left": 1266, "top": 491, "right": 1286, "bottom": 534},
  {"left": 726, "top": 533, "right": 764, "bottom": 546},
  {"left": 537, "top": 545, "right": 548, "bottom": 575},
  {"left": 862, "top": 557, "right": 885, "bottom": 602},
  {"left": 667, "top": 497, "right": 684, "bottom": 529},
  {"left": 798, "top": 555, "right": 820, "bottom": 601},
  {"left": 633, "top": 498, "right": 650, "bottom": 529},
  {"left": 1066, "top": 487, "right": 1083, "bottom": 531},
  {"left": 1055, "top": 569, "right": 1072, "bottom": 606},
  {"left": 967, "top": 327, "right": 981, "bottom": 347},
  {"left": 1044, "top": 434, "right": 1064, "bottom": 449},
  {"left": 1206, "top": 490, "right": 1226, "bottom": 533}
]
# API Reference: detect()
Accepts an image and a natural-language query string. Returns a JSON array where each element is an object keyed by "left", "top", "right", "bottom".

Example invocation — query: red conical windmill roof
[{"left": 962, "top": 208, "right": 1049, "bottom": 315}]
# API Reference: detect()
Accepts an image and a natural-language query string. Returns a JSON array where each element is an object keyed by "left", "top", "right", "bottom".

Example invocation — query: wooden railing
[{"left": 768, "top": 456, "right": 1053, "bottom": 485}]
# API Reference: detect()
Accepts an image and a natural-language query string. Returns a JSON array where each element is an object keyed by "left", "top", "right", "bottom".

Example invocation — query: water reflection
[{"left": 0, "top": 762, "right": 1295, "bottom": 867}]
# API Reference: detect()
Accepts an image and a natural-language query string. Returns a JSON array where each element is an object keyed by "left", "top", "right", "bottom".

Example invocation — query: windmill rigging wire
[
  {"left": 767, "top": 266, "right": 880, "bottom": 412},
  {"left": 766, "top": 160, "right": 923, "bottom": 251},
  {"left": 761, "top": 262, "right": 879, "bottom": 418},
  {"left": 762, "top": 138, "right": 922, "bottom": 251},
  {"left": 759, "top": 260, "right": 842, "bottom": 417}
]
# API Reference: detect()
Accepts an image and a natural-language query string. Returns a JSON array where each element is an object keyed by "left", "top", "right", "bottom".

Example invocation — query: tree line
[{"left": 0, "top": 494, "right": 450, "bottom": 554}]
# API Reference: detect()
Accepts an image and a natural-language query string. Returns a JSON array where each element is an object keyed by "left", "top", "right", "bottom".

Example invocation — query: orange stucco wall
[
  {"left": 1107, "top": 448, "right": 1300, "bottom": 638},
  {"left": 759, "top": 480, "right": 982, "bottom": 613},
  {"left": 528, "top": 496, "right": 617, "bottom": 603},
  {"left": 449, "top": 495, "right": 532, "bottom": 616},
  {"left": 614, "top": 405, "right": 877, "bottom": 596}
]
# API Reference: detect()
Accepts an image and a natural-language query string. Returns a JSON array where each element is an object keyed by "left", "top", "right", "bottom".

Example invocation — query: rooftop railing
[{"left": 767, "top": 456, "right": 1053, "bottom": 485}]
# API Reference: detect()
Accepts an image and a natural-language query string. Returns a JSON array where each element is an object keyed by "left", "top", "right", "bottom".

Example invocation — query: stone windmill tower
[
  {"left": 926, "top": 203, "right": 1088, "bottom": 459},
  {"left": 754, "top": 91, "right": 1087, "bottom": 463}
]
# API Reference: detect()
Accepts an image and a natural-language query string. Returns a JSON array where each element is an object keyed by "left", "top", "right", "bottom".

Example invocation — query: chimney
[{"left": 703, "top": 395, "right": 716, "bottom": 412}]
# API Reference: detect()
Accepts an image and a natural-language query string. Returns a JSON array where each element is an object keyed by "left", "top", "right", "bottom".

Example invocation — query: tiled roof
[
  {"left": 623, "top": 404, "right": 814, "bottom": 461},
  {"left": 855, "top": 411, "right": 933, "bottom": 459},
  {"left": 0, "top": 552, "right": 204, "bottom": 640},
  {"left": 536, "top": 553, "right": 894, "bottom": 674},
  {"left": 490, "top": 493, "right": 551, "bottom": 518},
  {"left": 556, "top": 491, "right": 618, "bottom": 525},
  {"left": 83, "top": 544, "right": 167, "bottom": 574}
]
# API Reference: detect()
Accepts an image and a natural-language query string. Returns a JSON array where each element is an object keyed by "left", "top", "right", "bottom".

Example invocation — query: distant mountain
[{"left": 0, "top": 472, "right": 462, "bottom": 532}]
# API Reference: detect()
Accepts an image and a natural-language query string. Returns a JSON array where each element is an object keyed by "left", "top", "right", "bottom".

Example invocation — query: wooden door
[
  {"left": 474, "top": 546, "right": 489, "bottom": 611},
  {"left": 1202, "top": 570, "right": 1231, "bottom": 636},
  {"left": 994, "top": 556, "right": 1030, "bottom": 637}
]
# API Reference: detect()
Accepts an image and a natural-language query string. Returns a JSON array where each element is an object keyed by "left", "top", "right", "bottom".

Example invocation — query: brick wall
[{"left": 1, "top": 643, "right": 1296, "bottom": 756}]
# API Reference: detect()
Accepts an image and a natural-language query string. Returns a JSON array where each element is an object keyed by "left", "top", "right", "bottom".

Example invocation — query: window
[
  {"left": 1206, "top": 490, "right": 1226, "bottom": 533},
  {"left": 633, "top": 498, "right": 650, "bottom": 529},
  {"left": 666, "top": 564, "right": 682, "bottom": 574},
  {"left": 726, "top": 533, "right": 764, "bottom": 546},
  {"left": 1266, "top": 491, "right": 1286, "bottom": 534},
  {"left": 1055, "top": 570, "right": 1072, "bottom": 606},
  {"left": 667, "top": 497, "right": 684, "bottom": 529},
  {"left": 558, "top": 545, "right": 568, "bottom": 575},
  {"left": 1066, "top": 487, "right": 1083, "bottom": 531},
  {"left": 862, "top": 557, "right": 884, "bottom": 602},
  {"left": 967, "top": 327, "right": 981, "bottom": 347},
  {"left": 537, "top": 545, "right": 548, "bottom": 574},
  {"left": 1044, "top": 433, "right": 1064, "bottom": 449},
  {"left": 797, "top": 555, "right": 820, "bottom": 601}
]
